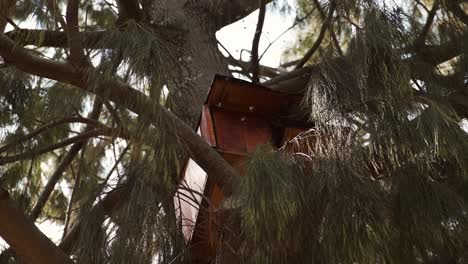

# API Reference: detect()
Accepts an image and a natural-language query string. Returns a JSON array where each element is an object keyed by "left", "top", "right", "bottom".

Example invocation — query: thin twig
[
  {"left": 258, "top": 8, "right": 316, "bottom": 61},
  {"left": 338, "top": 14, "right": 361, "bottom": 29},
  {"left": 45, "top": 0, "right": 67, "bottom": 29},
  {"left": 415, "top": 0, "right": 430, "bottom": 13},
  {"left": 0, "top": 127, "right": 129, "bottom": 166},
  {"left": 0, "top": 116, "right": 99, "bottom": 154},
  {"left": 104, "top": 100, "right": 123, "bottom": 127}
]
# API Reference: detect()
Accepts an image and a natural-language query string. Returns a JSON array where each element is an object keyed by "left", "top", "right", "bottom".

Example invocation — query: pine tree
[{"left": 0, "top": 0, "right": 467, "bottom": 263}]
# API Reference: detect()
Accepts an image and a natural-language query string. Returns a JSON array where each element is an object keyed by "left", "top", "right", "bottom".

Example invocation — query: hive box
[{"left": 174, "top": 75, "right": 311, "bottom": 262}]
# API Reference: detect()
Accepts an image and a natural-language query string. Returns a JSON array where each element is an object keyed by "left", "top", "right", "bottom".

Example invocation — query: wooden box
[{"left": 174, "top": 75, "right": 311, "bottom": 263}]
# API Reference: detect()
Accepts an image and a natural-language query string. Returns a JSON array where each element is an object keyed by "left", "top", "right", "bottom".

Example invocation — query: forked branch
[{"left": 295, "top": 1, "right": 336, "bottom": 69}]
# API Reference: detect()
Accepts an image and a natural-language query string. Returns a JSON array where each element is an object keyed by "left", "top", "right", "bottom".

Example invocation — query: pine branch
[
  {"left": 415, "top": 41, "right": 464, "bottom": 65},
  {"left": 0, "top": 32, "right": 239, "bottom": 194},
  {"left": 0, "top": 34, "right": 242, "bottom": 263},
  {"left": 104, "top": 100, "right": 123, "bottom": 127},
  {"left": 224, "top": 56, "right": 284, "bottom": 78},
  {"left": 0, "top": 34, "right": 80, "bottom": 85},
  {"left": 414, "top": 0, "right": 439, "bottom": 48},
  {"left": 295, "top": 1, "right": 336, "bottom": 69},
  {"left": 29, "top": 143, "right": 84, "bottom": 220},
  {"left": 265, "top": 38, "right": 463, "bottom": 93},
  {"left": 312, "top": 0, "right": 343, "bottom": 56},
  {"left": 0, "top": 116, "right": 99, "bottom": 154},
  {"left": 251, "top": 0, "right": 267, "bottom": 83},
  {"left": 29, "top": 100, "right": 103, "bottom": 222},
  {"left": 0, "top": 187, "right": 73, "bottom": 264},
  {"left": 5, "top": 29, "right": 106, "bottom": 48},
  {"left": 0, "top": 127, "right": 128, "bottom": 166},
  {"left": 59, "top": 179, "right": 134, "bottom": 254}
]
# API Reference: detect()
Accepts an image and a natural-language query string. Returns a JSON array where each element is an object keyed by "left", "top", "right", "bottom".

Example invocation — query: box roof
[{"left": 206, "top": 75, "right": 303, "bottom": 118}]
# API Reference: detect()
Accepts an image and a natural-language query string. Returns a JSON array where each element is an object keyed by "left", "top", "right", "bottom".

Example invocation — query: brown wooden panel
[
  {"left": 212, "top": 108, "right": 246, "bottom": 154},
  {"left": 189, "top": 181, "right": 222, "bottom": 262},
  {"left": 200, "top": 105, "right": 216, "bottom": 147},
  {"left": 245, "top": 120, "right": 273, "bottom": 152},
  {"left": 212, "top": 108, "right": 273, "bottom": 155},
  {"left": 188, "top": 152, "right": 246, "bottom": 262},
  {"left": 206, "top": 75, "right": 301, "bottom": 117}
]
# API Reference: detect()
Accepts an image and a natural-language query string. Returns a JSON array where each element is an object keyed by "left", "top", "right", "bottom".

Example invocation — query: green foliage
[
  {"left": 233, "top": 2, "right": 468, "bottom": 263},
  {"left": 237, "top": 145, "right": 301, "bottom": 262},
  {"left": 1, "top": 0, "right": 467, "bottom": 263}
]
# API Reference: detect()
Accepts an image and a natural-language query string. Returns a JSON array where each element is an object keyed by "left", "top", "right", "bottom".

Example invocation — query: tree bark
[{"left": 0, "top": 0, "right": 15, "bottom": 33}]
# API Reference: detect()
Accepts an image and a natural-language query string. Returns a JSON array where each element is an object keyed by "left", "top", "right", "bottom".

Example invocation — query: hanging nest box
[{"left": 174, "top": 75, "right": 312, "bottom": 263}]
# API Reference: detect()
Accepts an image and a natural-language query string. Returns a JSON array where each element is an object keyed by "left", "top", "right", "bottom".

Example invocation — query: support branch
[
  {"left": 0, "top": 32, "right": 238, "bottom": 194},
  {"left": 295, "top": 1, "right": 336, "bottom": 69},
  {"left": 5, "top": 29, "right": 107, "bottom": 49},
  {"left": 312, "top": 0, "right": 343, "bottom": 56},
  {"left": 414, "top": 0, "right": 439, "bottom": 48},
  {"left": 66, "top": 0, "right": 87, "bottom": 64},
  {"left": 0, "top": 187, "right": 73, "bottom": 264},
  {"left": 250, "top": 0, "right": 266, "bottom": 83}
]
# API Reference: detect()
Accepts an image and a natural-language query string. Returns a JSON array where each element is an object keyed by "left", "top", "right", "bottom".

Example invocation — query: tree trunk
[{"left": 149, "top": 0, "right": 230, "bottom": 128}]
